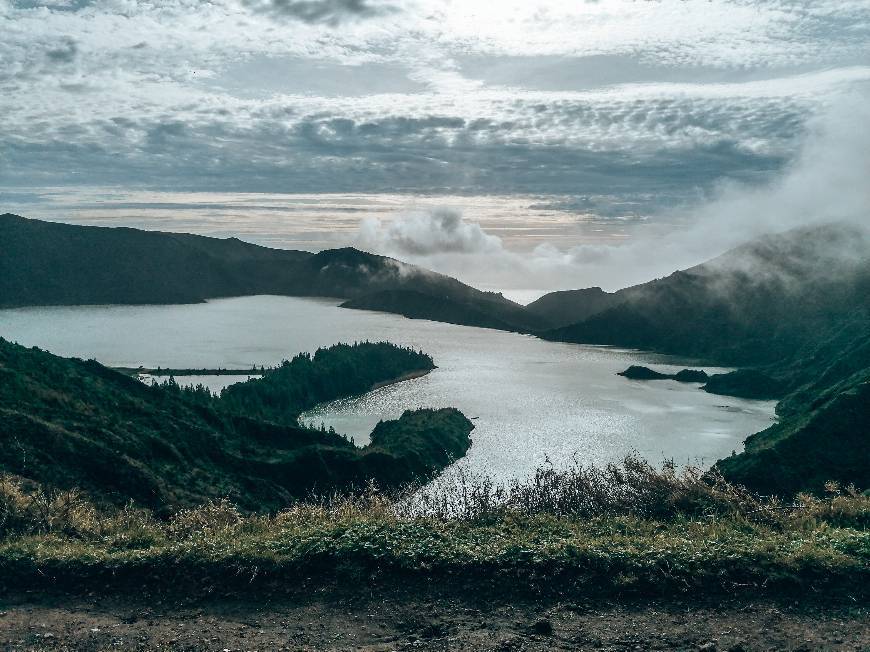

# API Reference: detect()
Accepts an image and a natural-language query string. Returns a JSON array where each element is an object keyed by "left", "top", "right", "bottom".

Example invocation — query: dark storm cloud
[{"left": 241, "top": 0, "right": 399, "bottom": 25}]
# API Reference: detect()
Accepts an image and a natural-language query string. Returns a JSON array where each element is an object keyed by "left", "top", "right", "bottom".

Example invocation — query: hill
[
  {"left": 525, "top": 287, "right": 622, "bottom": 329},
  {"left": 715, "top": 321, "right": 870, "bottom": 494},
  {"left": 340, "top": 289, "right": 532, "bottom": 331},
  {"left": 0, "top": 214, "right": 544, "bottom": 331},
  {"left": 4, "top": 213, "right": 868, "bottom": 496},
  {"left": 537, "top": 222, "right": 870, "bottom": 495},
  {"left": 541, "top": 223, "right": 870, "bottom": 365},
  {"left": 0, "top": 338, "right": 472, "bottom": 511}
]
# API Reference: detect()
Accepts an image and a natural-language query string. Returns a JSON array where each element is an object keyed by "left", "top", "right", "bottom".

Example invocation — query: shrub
[
  {"left": 406, "top": 455, "right": 776, "bottom": 523},
  {"left": 167, "top": 498, "right": 244, "bottom": 539},
  {"left": 0, "top": 475, "right": 99, "bottom": 538}
]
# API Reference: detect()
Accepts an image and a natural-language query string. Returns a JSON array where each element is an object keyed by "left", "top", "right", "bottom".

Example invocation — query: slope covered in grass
[{"left": 536, "top": 223, "right": 870, "bottom": 496}]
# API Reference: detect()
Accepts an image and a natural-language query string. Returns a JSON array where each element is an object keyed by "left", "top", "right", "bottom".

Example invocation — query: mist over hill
[{"left": 540, "top": 222, "right": 870, "bottom": 364}]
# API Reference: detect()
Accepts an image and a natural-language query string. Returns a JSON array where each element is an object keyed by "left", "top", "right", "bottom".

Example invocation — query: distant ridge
[
  {"left": 0, "top": 214, "right": 547, "bottom": 332},
  {"left": 538, "top": 222, "right": 870, "bottom": 364}
]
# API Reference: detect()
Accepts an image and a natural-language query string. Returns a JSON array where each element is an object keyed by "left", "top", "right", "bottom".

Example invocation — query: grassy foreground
[{"left": 1, "top": 458, "right": 868, "bottom": 598}]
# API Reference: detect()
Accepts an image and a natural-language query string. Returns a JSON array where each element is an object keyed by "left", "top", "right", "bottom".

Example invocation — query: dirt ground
[{"left": 1, "top": 583, "right": 867, "bottom": 652}]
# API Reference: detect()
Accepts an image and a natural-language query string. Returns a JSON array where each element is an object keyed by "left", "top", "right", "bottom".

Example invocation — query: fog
[{"left": 355, "top": 87, "right": 870, "bottom": 298}]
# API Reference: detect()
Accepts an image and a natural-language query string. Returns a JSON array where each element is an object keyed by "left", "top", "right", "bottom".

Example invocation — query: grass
[{"left": 1, "top": 457, "right": 868, "bottom": 598}]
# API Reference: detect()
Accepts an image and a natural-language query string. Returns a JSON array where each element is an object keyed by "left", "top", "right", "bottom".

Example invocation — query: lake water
[{"left": 0, "top": 295, "right": 776, "bottom": 483}]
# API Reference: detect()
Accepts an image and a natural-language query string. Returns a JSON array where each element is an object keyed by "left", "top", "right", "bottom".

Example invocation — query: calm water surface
[{"left": 0, "top": 296, "right": 776, "bottom": 482}]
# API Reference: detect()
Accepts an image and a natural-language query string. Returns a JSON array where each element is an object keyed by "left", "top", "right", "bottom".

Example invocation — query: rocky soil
[{"left": 1, "top": 582, "right": 867, "bottom": 651}]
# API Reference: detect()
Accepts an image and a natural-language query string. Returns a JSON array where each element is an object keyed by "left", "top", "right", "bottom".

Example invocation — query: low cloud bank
[
  {"left": 355, "top": 87, "right": 870, "bottom": 298},
  {"left": 358, "top": 207, "right": 502, "bottom": 257}
]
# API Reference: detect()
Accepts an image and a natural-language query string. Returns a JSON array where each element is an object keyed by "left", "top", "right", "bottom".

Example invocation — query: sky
[{"left": 2, "top": 0, "right": 870, "bottom": 296}]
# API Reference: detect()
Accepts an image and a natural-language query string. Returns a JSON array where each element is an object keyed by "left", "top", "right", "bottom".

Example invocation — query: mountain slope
[
  {"left": 716, "top": 378, "right": 870, "bottom": 495},
  {"left": 341, "top": 290, "right": 529, "bottom": 331},
  {"left": 0, "top": 214, "right": 544, "bottom": 331},
  {"left": 0, "top": 338, "right": 472, "bottom": 512},
  {"left": 542, "top": 223, "right": 870, "bottom": 365},
  {"left": 537, "top": 222, "right": 870, "bottom": 495},
  {"left": 525, "top": 287, "right": 623, "bottom": 329}
]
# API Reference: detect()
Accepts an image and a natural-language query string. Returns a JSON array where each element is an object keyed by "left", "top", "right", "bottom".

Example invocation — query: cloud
[
  {"left": 349, "top": 86, "right": 870, "bottom": 295},
  {"left": 685, "top": 85, "right": 870, "bottom": 240},
  {"left": 2, "top": 84, "right": 817, "bottom": 199},
  {"left": 3, "top": 0, "right": 869, "bottom": 280},
  {"left": 240, "top": 0, "right": 399, "bottom": 25},
  {"left": 45, "top": 37, "right": 77, "bottom": 63},
  {"left": 357, "top": 207, "right": 502, "bottom": 256}
]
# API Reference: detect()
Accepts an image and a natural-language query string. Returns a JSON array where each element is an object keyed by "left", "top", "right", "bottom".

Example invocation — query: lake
[{"left": 0, "top": 295, "right": 776, "bottom": 483}]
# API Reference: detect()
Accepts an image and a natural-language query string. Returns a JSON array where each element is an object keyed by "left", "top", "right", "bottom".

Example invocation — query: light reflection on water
[{"left": 0, "top": 295, "right": 776, "bottom": 483}]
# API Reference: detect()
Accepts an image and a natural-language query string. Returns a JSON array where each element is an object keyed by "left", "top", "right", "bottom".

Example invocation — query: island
[{"left": 617, "top": 366, "right": 709, "bottom": 382}]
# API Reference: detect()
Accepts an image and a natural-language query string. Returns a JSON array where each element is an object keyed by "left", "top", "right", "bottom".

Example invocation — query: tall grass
[
  {"left": 1, "top": 457, "right": 867, "bottom": 597},
  {"left": 2, "top": 456, "right": 868, "bottom": 540}
]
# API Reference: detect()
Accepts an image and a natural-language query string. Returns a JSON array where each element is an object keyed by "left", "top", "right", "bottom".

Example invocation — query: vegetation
[
  {"left": 341, "top": 289, "right": 545, "bottom": 331},
  {"left": 213, "top": 342, "right": 434, "bottom": 425},
  {"left": 525, "top": 286, "right": 622, "bottom": 329},
  {"left": 618, "top": 366, "right": 708, "bottom": 383},
  {"left": 0, "top": 338, "right": 471, "bottom": 512},
  {"left": 0, "top": 457, "right": 866, "bottom": 597},
  {"left": 541, "top": 224, "right": 870, "bottom": 364},
  {"left": 702, "top": 368, "right": 785, "bottom": 399},
  {"left": 4, "top": 214, "right": 869, "bottom": 498},
  {"left": 717, "top": 380, "right": 870, "bottom": 495}
]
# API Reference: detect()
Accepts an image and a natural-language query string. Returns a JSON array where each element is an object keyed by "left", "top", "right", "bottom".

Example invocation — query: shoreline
[
  {"left": 113, "top": 366, "right": 265, "bottom": 377},
  {"left": 112, "top": 362, "right": 437, "bottom": 382},
  {"left": 368, "top": 366, "right": 434, "bottom": 391}
]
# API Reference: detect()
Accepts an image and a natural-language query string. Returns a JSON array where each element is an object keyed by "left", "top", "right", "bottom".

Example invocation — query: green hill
[
  {"left": 525, "top": 287, "right": 623, "bottom": 329},
  {"left": 541, "top": 223, "right": 870, "bottom": 365},
  {"left": 340, "top": 289, "right": 533, "bottom": 331},
  {"left": 0, "top": 339, "right": 472, "bottom": 512},
  {"left": 4, "top": 213, "right": 868, "bottom": 496}
]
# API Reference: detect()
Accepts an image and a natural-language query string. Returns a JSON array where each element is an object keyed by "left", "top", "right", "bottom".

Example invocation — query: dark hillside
[
  {"left": 0, "top": 213, "right": 311, "bottom": 305},
  {"left": 0, "top": 339, "right": 472, "bottom": 511},
  {"left": 714, "top": 320, "right": 870, "bottom": 494},
  {"left": 0, "top": 214, "right": 542, "bottom": 331},
  {"left": 542, "top": 223, "right": 870, "bottom": 365},
  {"left": 341, "top": 289, "right": 526, "bottom": 331},
  {"left": 525, "top": 287, "right": 622, "bottom": 328}
]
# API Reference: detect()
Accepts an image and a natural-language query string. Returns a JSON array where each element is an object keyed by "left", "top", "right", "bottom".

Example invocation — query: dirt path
[{"left": 1, "top": 584, "right": 867, "bottom": 652}]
